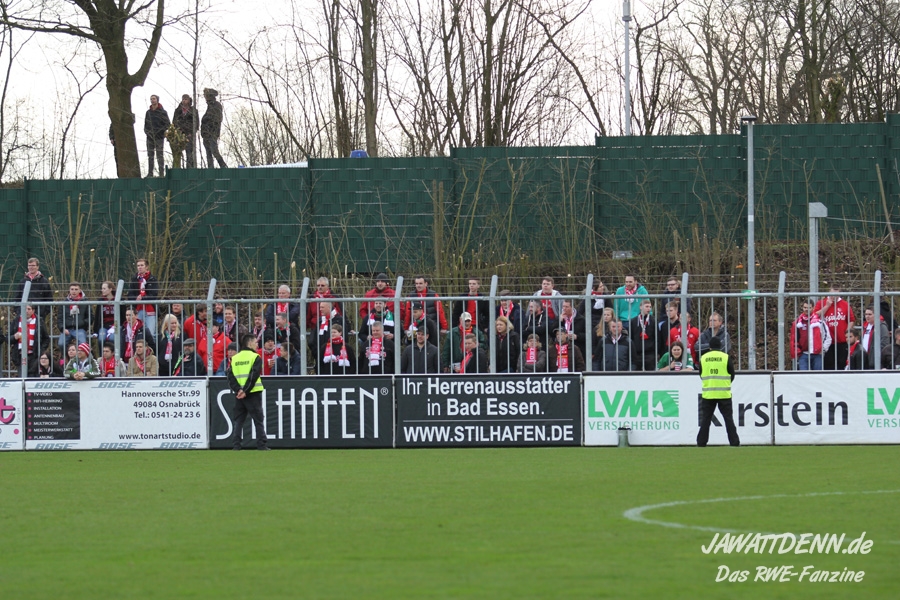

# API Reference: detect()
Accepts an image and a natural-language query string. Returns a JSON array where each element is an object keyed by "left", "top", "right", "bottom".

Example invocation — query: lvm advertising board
[
  {"left": 0, "top": 380, "right": 24, "bottom": 451},
  {"left": 24, "top": 378, "right": 208, "bottom": 450},
  {"left": 208, "top": 376, "right": 393, "bottom": 449},
  {"left": 772, "top": 372, "right": 900, "bottom": 444},
  {"left": 583, "top": 373, "right": 773, "bottom": 446},
  {"left": 396, "top": 375, "right": 582, "bottom": 447}
]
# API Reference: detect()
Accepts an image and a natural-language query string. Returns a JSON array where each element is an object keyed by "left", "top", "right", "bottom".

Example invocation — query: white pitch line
[{"left": 623, "top": 489, "right": 900, "bottom": 536}]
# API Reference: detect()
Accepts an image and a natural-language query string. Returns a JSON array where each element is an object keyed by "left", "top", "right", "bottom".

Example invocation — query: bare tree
[{"left": 1, "top": 0, "right": 166, "bottom": 178}]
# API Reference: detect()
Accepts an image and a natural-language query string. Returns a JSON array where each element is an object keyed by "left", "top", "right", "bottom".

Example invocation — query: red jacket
[
  {"left": 790, "top": 313, "right": 831, "bottom": 357},
  {"left": 198, "top": 332, "right": 232, "bottom": 373},
  {"left": 360, "top": 286, "right": 397, "bottom": 321},
  {"left": 306, "top": 290, "right": 342, "bottom": 329}
]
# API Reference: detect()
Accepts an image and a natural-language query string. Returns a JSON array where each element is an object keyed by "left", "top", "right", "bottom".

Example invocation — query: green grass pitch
[{"left": 3, "top": 446, "right": 898, "bottom": 599}]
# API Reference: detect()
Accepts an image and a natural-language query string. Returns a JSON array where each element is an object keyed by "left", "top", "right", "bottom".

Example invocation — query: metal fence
[{"left": 4, "top": 272, "right": 898, "bottom": 377}]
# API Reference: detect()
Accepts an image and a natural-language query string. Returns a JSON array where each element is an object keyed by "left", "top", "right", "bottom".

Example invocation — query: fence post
[
  {"left": 205, "top": 279, "right": 217, "bottom": 374},
  {"left": 584, "top": 274, "right": 594, "bottom": 371},
  {"left": 299, "top": 277, "right": 310, "bottom": 375},
  {"left": 489, "top": 275, "right": 498, "bottom": 373},
  {"left": 777, "top": 271, "right": 786, "bottom": 372},
  {"left": 114, "top": 280, "right": 125, "bottom": 362},
  {"left": 393, "top": 276, "right": 404, "bottom": 375},
  {"left": 874, "top": 270, "right": 883, "bottom": 370},
  {"left": 679, "top": 271, "right": 689, "bottom": 344},
  {"left": 19, "top": 281, "right": 31, "bottom": 378}
]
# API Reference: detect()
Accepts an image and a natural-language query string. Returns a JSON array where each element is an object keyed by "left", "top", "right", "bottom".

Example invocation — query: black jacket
[
  {"left": 493, "top": 331, "right": 521, "bottom": 373},
  {"left": 400, "top": 342, "right": 440, "bottom": 374},
  {"left": 452, "top": 292, "right": 491, "bottom": 334},
  {"left": 201, "top": 99, "right": 224, "bottom": 138},
  {"left": 144, "top": 105, "right": 170, "bottom": 140}
]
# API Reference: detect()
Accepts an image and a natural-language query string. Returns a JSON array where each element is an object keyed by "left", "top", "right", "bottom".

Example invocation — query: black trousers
[
  {"left": 697, "top": 398, "right": 740, "bottom": 447},
  {"left": 232, "top": 391, "right": 268, "bottom": 449},
  {"left": 822, "top": 341, "right": 849, "bottom": 371}
]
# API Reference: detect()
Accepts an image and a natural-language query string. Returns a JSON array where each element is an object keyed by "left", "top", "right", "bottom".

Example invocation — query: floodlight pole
[
  {"left": 743, "top": 115, "right": 757, "bottom": 370},
  {"left": 623, "top": 0, "right": 632, "bottom": 136}
]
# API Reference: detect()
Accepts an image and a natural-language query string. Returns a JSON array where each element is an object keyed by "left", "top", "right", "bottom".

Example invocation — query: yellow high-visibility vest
[
  {"left": 700, "top": 350, "right": 732, "bottom": 399},
  {"left": 230, "top": 350, "right": 264, "bottom": 393}
]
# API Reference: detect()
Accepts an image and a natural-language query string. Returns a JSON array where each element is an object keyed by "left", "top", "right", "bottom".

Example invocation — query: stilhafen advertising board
[
  {"left": 208, "top": 376, "right": 393, "bottom": 449},
  {"left": 772, "top": 372, "right": 900, "bottom": 444},
  {"left": 396, "top": 375, "right": 581, "bottom": 447},
  {"left": 583, "top": 373, "right": 772, "bottom": 446},
  {"left": 24, "top": 379, "right": 207, "bottom": 450}
]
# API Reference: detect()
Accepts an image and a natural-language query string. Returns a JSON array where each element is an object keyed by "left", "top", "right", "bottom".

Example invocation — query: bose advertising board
[
  {"left": 24, "top": 379, "right": 208, "bottom": 450},
  {"left": 208, "top": 377, "right": 393, "bottom": 449},
  {"left": 583, "top": 373, "right": 773, "bottom": 446},
  {"left": 396, "top": 375, "right": 582, "bottom": 447},
  {"left": 772, "top": 373, "right": 900, "bottom": 444},
  {"left": 0, "top": 380, "right": 25, "bottom": 451}
]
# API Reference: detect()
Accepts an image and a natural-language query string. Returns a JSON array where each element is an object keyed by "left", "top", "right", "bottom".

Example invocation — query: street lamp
[
  {"left": 623, "top": 0, "right": 632, "bottom": 136},
  {"left": 742, "top": 114, "right": 757, "bottom": 370}
]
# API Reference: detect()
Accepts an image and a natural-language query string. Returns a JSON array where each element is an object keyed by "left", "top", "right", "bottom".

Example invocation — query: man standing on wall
[
  {"left": 697, "top": 337, "right": 740, "bottom": 447},
  {"left": 144, "top": 94, "right": 170, "bottom": 177},
  {"left": 201, "top": 88, "right": 227, "bottom": 168},
  {"left": 226, "top": 334, "right": 270, "bottom": 451}
]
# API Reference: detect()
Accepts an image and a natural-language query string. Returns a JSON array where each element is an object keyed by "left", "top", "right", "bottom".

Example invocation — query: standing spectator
[
  {"left": 452, "top": 277, "right": 490, "bottom": 335},
  {"left": 790, "top": 301, "right": 831, "bottom": 371},
  {"left": 157, "top": 314, "right": 184, "bottom": 377},
  {"left": 319, "top": 324, "right": 355, "bottom": 375},
  {"left": 169, "top": 303, "right": 185, "bottom": 326},
  {"left": 518, "top": 334, "right": 547, "bottom": 373},
  {"left": 307, "top": 277, "right": 343, "bottom": 330},
  {"left": 226, "top": 334, "right": 269, "bottom": 451},
  {"left": 657, "top": 302, "right": 681, "bottom": 358},
  {"left": 662, "top": 277, "right": 691, "bottom": 314},
  {"left": 126, "top": 339, "right": 159, "bottom": 377},
  {"left": 403, "top": 275, "right": 449, "bottom": 333},
  {"left": 172, "top": 94, "right": 198, "bottom": 168},
  {"left": 880, "top": 328, "right": 900, "bottom": 370},
  {"left": 175, "top": 338, "right": 207, "bottom": 377},
  {"left": 272, "top": 312, "right": 301, "bottom": 350},
  {"left": 128, "top": 258, "right": 159, "bottom": 342},
  {"left": 668, "top": 312, "right": 701, "bottom": 365},
  {"left": 555, "top": 299, "right": 587, "bottom": 358},
  {"left": 404, "top": 303, "right": 438, "bottom": 348},
  {"left": 210, "top": 302, "right": 226, "bottom": 328},
  {"left": 400, "top": 328, "right": 440, "bottom": 374},
  {"left": 183, "top": 305, "right": 208, "bottom": 343},
  {"left": 9, "top": 304, "right": 48, "bottom": 376},
  {"left": 813, "top": 287, "right": 856, "bottom": 370},
  {"left": 628, "top": 299, "right": 658, "bottom": 372},
  {"left": 533, "top": 277, "right": 563, "bottom": 320},
  {"left": 614, "top": 274, "right": 649, "bottom": 323},
  {"left": 696, "top": 312, "right": 731, "bottom": 359},
  {"left": 258, "top": 333, "right": 279, "bottom": 376},
  {"left": 143, "top": 94, "right": 170, "bottom": 177},
  {"left": 493, "top": 316, "right": 521, "bottom": 374},
  {"left": 94, "top": 281, "right": 121, "bottom": 345},
  {"left": 313, "top": 301, "right": 350, "bottom": 357},
  {"left": 602, "top": 320, "right": 631, "bottom": 372},
  {"left": 861, "top": 306, "right": 890, "bottom": 369},
  {"left": 697, "top": 337, "right": 740, "bottom": 447},
  {"left": 522, "top": 300, "right": 551, "bottom": 347},
  {"left": 198, "top": 322, "right": 232, "bottom": 374},
  {"left": 64, "top": 343, "right": 100, "bottom": 380},
  {"left": 222, "top": 305, "right": 248, "bottom": 342},
  {"left": 201, "top": 88, "right": 227, "bottom": 168},
  {"left": 360, "top": 273, "right": 396, "bottom": 323},
  {"left": 215, "top": 343, "right": 241, "bottom": 376},
  {"left": 58, "top": 282, "right": 91, "bottom": 353},
  {"left": 577, "top": 279, "right": 608, "bottom": 330},
  {"left": 459, "top": 334, "right": 489, "bottom": 374},
  {"left": 496, "top": 291, "right": 524, "bottom": 335},
  {"left": 120, "top": 307, "right": 150, "bottom": 362},
  {"left": 264, "top": 285, "right": 302, "bottom": 327},
  {"left": 443, "top": 312, "right": 486, "bottom": 373},
  {"left": 359, "top": 300, "right": 395, "bottom": 345},
  {"left": 548, "top": 329, "right": 585, "bottom": 373},
  {"left": 15, "top": 258, "right": 53, "bottom": 321}
]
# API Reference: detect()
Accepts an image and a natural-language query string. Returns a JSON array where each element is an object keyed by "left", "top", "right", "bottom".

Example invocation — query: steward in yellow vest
[
  {"left": 697, "top": 336, "right": 740, "bottom": 447},
  {"left": 226, "top": 334, "right": 270, "bottom": 450}
]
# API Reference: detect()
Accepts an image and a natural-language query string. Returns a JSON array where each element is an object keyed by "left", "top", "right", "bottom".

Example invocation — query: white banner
[
  {"left": 772, "top": 372, "right": 900, "bottom": 444},
  {"left": 0, "top": 380, "right": 25, "bottom": 451},
  {"left": 24, "top": 379, "right": 208, "bottom": 450},
  {"left": 583, "top": 373, "right": 772, "bottom": 446}
]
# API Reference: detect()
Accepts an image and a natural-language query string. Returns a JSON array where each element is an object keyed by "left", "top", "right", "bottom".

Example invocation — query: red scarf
[
  {"left": 368, "top": 337, "right": 383, "bottom": 366},
  {"left": 125, "top": 320, "right": 141, "bottom": 359},
  {"left": 134, "top": 354, "right": 145, "bottom": 374},
  {"left": 163, "top": 333, "right": 174, "bottom": 361},
  {"left": 461, "top": 349, "right": 474, "bottom": 373},
  {"left": 136, "top": 272, "right": 155, "bottom": 314},
  {"left": 68, "top": 291, "right": 85, "bottom": 313},
  {"left": 638, "top": 314, "right": 650, "bottom": 340},
  {"left": 556, "top": 342, "right": 569, "bottom": 371},
  {"left": 459, "top": 323, "right": 473, "bottom": 352},
  {"left": 499, "top": 303, "right": 512, "bottom": 318},
  {"left": 323, "top": 336, "right": 350, "bottom": 367},
  {"left": 101, "top": 357, "right": 117, "bottom": 377},
  {"left": 526, "top": 346, "right": 537, "bottom": 364},
  {"left": 277, "top": 301, "right": 289, "bottom": 315},
  {"left": 17, "top": 317, "right": 37, "bottom": 353}
]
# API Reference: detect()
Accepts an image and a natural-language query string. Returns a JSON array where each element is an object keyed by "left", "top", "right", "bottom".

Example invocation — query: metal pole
[
  {"left": 743, "top": 115, "right": 757, "bottom": 369},
  {"left": 808, "top": 203, "right": 827, "bottom": 301},
  {"left": 19, "top": 281, "right": 31, "bottom": 378},
  {"left": 393, "top": 276, "right": 404, "bottom": 374},
  {"left": 114, "top": 280, "right": 125, "bottom": 363},
  {"left": 488, "top": 275, "right": 498, "bottom": 374},
  {"left": 584, "top": 274, "right": 594, "bottom": 371},
  {"left": 777, "top": 271, "right": 786, "bottom": 372},
  {"left": 299, "top": 277, "right": 310, "bottom": 375},
  {"left": 874, "top": 270, "right": 883, "bottom": 370},
  {"left": 623, "top": 0, "right": 632, "bottom": 136},
  {"left": 205, "top": 278, "right": 217, "bottom": 374}
]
